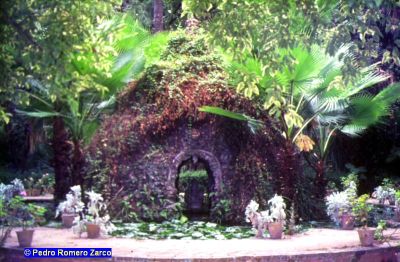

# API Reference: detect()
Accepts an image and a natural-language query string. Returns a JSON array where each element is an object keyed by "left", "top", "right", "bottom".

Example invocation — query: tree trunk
[
  {"left": 276, "top": 141, "right": 301, "bottom": 202},
  {"left": 152, "top": 0, "right": 164, "bottom": 33},
  {"left": 52, "top": 117, "right": 72, "bottom": 202},
  {"left": 314, "top": 160, "right": 327, "bottom": 200},
  {"left": 71, "top": 139, "right": 85, "bottom": 187},
  {"left": 120, "top": 0, "right": 131, "bottom": 12}
]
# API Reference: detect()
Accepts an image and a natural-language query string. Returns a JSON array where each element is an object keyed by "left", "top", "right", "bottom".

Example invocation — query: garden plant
[{"left": 0, "top": 0, "right": 400, "bottom": 260}]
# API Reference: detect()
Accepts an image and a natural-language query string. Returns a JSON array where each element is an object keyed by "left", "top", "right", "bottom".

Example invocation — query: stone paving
[{"left": 3, "top": 227, "right": 400, "bottom": 260}]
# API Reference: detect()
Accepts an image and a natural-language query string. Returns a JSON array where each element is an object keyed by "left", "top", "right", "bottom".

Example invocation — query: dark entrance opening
[{"left": 176, "top": 156, "right": 214, "bottom": 221}]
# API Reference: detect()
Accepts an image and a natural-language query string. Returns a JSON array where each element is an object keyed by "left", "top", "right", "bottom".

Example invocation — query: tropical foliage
[
  {"left": 1, "top": 0, "right": 400, "bottom": 242},
  {"left": 4, "top": 5, "right": 170, "bottom": 198},
  {"left": 201, "top": 44, "right": 400, "bottom": 200}
]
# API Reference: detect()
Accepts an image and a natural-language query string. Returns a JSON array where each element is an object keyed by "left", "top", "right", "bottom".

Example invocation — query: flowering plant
[
  {"left": 0, "top": 179, "right": 27, "bottom": 245},
  {"left": 326, "top": 180, "right": 358, "bottom": 225},
  {"left": 326, "top": 191, "right": 351, "bottom": 224},
  {"left": 244, "top": 200, "right": 264, "bottom": 238},
  {"left": 268, "top": 194, "right": 286, "bottom": 223},
  {"left": 37, "top": 173, "right": 55, "bottom": 194},
  {"left": 0, "top": 179, "right": 25, "bottom": 201},
  {"left": 55, "top": 185, "right": 84, "bottom": 217},
  {"left": 244, "top": 194, "right": 286, "bottom": 237},
  {"left": 72, "top": 190, "right": 115, "bottom": 237},
  {"left": 372, "top": 184, "right": 396, "bottom": 205},
  {"left": 245, "top": 200, "right": 259, "bottom": 224}
]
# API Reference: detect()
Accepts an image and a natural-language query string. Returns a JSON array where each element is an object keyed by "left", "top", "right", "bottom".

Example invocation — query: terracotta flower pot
[
  {"left": 357, "top": 228, "right": 375, "bottom": 247},
  {"left": 340, "top": 214, "right": 355, "bottom": 230},
  {"left": 268, "top": 222, "right": 283, "bottom": 239},
  {"left": 394, "top": 209, "right": 400, "bottom": 222},
  {"left": 61, "top": 214, "right": 76, "bottom": 228},
  {"left": 86, "top": 223, "right": 101, "bottom": 239},
  {"left": 16, "top": 229, "right": 34, "bottom": 247},
  {"left": 30, "top": 189, "right": 41, "bottom": 196}
]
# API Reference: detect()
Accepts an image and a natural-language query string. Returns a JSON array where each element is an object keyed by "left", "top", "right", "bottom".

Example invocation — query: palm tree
[
  {"left": 17, "top": 15, "right": 170, "bottom": 200},
  {"left": 201, "top": 44, "right": 400, "bottom": 202},
  {"left": 276, "top": 45, "right": 400, "bottom": 199}
]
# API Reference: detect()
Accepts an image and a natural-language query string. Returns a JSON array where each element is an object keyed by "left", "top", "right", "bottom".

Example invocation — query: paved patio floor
[{"left": 4, "top": 227, "right": 400, "bottom": 259}]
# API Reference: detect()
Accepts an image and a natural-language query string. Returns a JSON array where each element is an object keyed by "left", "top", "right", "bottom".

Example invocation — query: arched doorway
[{"left": 168, "top": 150, "right": 222, "bottom": 220}]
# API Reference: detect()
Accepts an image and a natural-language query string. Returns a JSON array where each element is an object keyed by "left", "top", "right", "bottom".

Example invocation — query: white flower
[
  {"left": 0, "top": 179, "right": 25, "bottom": 202},
  {"left": 268, "top": 194, "right": 286, "bottom": 222},
  {"left": 260, "top": 210, "right": 272, "bottom": 223},
  {"left": 55, "top": 185, "right": 84, "bottom": 217},
  {"left": 70, "top": 185, "right": 82, "bottom": 196},
  {"left": 245, "top": 200, "right": 259, "bottom": 223},
  {"left": 86, "top": 191, "right": 105, "bottom": 219},
  {"left": 372, "top": 186, "right": 396, "bottom": 203},
  {"left": 72, "top": 189, "right": 114, "bottom": 237},
  {"left": 326, "top": 191, "right": 350, "bottom": 224}
]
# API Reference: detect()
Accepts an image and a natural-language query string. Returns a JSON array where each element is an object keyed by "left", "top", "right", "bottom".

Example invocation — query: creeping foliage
[{"left": 86, "top": 31, "right": 289, "bottom": 224}]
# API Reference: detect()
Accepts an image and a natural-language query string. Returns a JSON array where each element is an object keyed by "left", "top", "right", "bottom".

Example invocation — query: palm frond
[
  {"left": 114, "top": 15, "right": 150, "bottom": 54},
  {"left": 199, "top": 106, "right": 249, "bottom": 121},
  {"left": 340, "top": 124, "right": 368, "bottom": 136},
  {"left": 310, "top": 87, "right": 348, "bottom": 113},
  {"left": 144, "top": 32, "right": 170, "bottom": 66},
  {"left": 199, "top": 106, "right": 263, "bottom": 133},
  {"left": 82, "top": 121, "right": 100, "bottom": 145},
  {"left": 345, "top": 63, "right": 389, "bottom": 97},
  {"left": 291, "top": 45, "right": 326, "bottom": 84},
  {"left": 316, "top": 112, "right": 347, "bottom": 125},
  {"left": 15, "top": 109, "right": 61, "bottom": 118},
  {"left": 97, "top": 95, "right": 116, "bottom": 110},
  {"left": 373, "top": 82, "right": 400, "bottom": 104},
  {"left": 343, "top": 95, "right": 389, "bottom": 135}
]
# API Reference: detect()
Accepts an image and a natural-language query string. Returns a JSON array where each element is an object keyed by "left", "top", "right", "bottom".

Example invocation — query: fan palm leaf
[{"left": 373, "top": 82, "right": 400, "bottom": 104}]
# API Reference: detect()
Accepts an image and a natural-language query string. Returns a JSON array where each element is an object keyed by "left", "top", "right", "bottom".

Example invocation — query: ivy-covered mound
[{"left": 86, "top": 31, "right": 289, "bottom": 224}]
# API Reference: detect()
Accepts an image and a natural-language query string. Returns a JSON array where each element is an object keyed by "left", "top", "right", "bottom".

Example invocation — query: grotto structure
[{"left": 86, "top": 32, "right": 295, "bottom": 224}]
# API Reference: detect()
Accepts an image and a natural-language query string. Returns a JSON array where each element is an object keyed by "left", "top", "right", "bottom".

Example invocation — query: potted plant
[
  {"left": 244, "top": 195, "right": 287, "bottom": 239},
  {"left": 266, "top": 194, "right": 286, "bottom": 239},
  {"left": 10, "top": 196, "right": 46, "bottom": 247},
  {"left": 55, "top": 185, "right": 84, "bottom": 228},
  {"left": 0, "top": 199, "right": 11, "bottom": 246},
  {"left": 73, "top": 190, "right": 115, "bottom": 239},
  {"left": 326, "top": 180, "right": 357, "bottom": 230},
  {"left": 23, "top": 177, "right": 36, "bottom": 197},
  {"left": 0, "top": 179, "right": 26, "bottom": 246},
  {"left": 352, "top": 194, "right": 375, "bottom": 247},
  {"left": 245, "top": 200, "right": 265, "bottom": 238},
  {"left": 39, "top": 173, "right": 55, "bottom": 195},
  {"left": 395, "top": 190, "right": 400, "bottom": 222},
  {"left": 340, "top": 211, "right": 355, "bottom": 230},
  {"left": 372, "top": 181, "right": 396, "bottom": 205},
  {"left": 326, "top": 191, "right": 354, "bottom": 229}
]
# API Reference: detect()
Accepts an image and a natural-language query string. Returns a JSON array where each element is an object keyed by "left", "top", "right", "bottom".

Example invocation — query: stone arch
[{"left": 167, "top": 149, "right": 222, "bottom": 198}]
